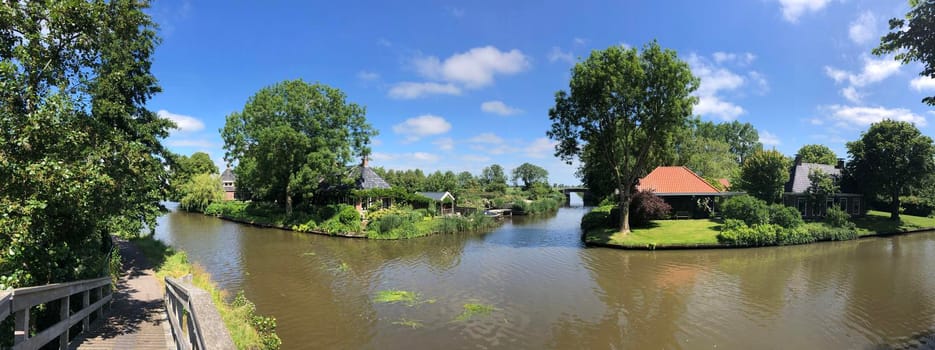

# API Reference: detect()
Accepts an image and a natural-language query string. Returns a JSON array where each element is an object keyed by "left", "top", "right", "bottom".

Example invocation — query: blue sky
[{"left": 147, "top": 0, "right": 935, "bottom": 185}]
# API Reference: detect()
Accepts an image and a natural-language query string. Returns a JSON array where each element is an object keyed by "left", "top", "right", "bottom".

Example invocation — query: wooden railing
[
  {"left": 0, "top": 276, "right": 113, "bottom": 350},
  {"left": 164, "top": 276, "right": 235, "bottom": 350}
]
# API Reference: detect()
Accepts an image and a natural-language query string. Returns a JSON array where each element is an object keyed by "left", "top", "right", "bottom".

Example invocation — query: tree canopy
[
  {"left": 548, "top": 41, "right": 698, "bottom": 233},
  {"left": 169, "top": 151, "right": 219, "bottom": 200},
  {"left": 845, "top": 120, "right": 935, "bottom": 220},
  {"left": 796, "top": 144, "right": 838, "bottom": 165},
  {"left": 736, "top": 150, "right": 790, "bottom": 204},
  {"left": 511, "top": 163, "right": 549, "bottom": 190},
  {"left": 696, "top": 120, "right": 763, "bottom": 164},
  {"left": 875, "top": 0, "right": 935, "bottom": 106},
  {"left": 481, "top": 164, "right": 508, "bottom": 194},
  {"left": 0, "top": 0, "right": 169, "bottom": 288},
  {"left": 221, "top": 80, "right": 376, "bottom": 214},
  {"left": 179, "top": 173, "right": 224, "bottom": 212}
]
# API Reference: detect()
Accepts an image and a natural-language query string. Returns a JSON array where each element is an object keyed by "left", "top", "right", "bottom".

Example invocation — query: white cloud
[
  {"left": 412, "top": 152, "right": 440, "bottom": 162},
  {"left": 776, "top": 0, "right": 832, "bottom": 22},
  {"left": 413, "top": 46, "right": 530, "bottom": 88},
  {"left": 461, "top": 154, "right": 492, "bottom": 163},
  {"left": 158, "top": 110, "right": 204, "bottom": 132},
  {"left": 525, "top": 137, "right": 557, "bottom": 158},
  {"left": 480, "top": 100, "right": 523, "bottom": 116},
  {"left": 468, "top": 132, "right": 505, "bottom": 144},
  {"left": 357, "top": 70, "right": 379, "bottom": 81},
  {"left": 433, "top": 137, "right": 454, "bottom": 151},
  {"left": 841, "top": 86, "right": 863, "bottom": 104},
  {"left": 696, "top": 97, "right": 745, "bottom": 121},
  {"left": 166, "top": 139, "right": 216, "bottom": 148},
  {"left": 688, "top": 54, "right": 758, "bottom": 120},
  {"left": 823, "top": 105, "right": 927, "bottom": 127},
  {"left": 712, "top": 52, "right": 756, "bottom": 65},
  {"left": 370, "top": 152, "right": 397, "bottom": 161},
  {"left": 759, "top": 131, "right": 781, "bottom": 146},
  {"left": 388, "top": 82, "right": 461, "bottom": 99},
  {"left": 392, "top": 115, "right": 452, "bottom": 141},
  {"left": 910, "top": 76, "right": 935, "bottom": 91},
  {"left": 824, "top": 56, "right": 901, "bottom": 87},
  {"left": 548, "top": 46, "right": 575, "bottom": 64},
  {"left": 573, "top": 37, "right": 587, "bottom": 46},
  {"left": 849, "top": 12, "right": 878, "bottom": 45}
]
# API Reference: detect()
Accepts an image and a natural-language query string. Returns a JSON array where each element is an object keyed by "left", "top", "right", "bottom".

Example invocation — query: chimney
[
  {"left": 836, "top": 158, "right": 844, "bottom": 169},
  {"left": 794, "top": 154, "right": 802, "bottom": 166},
  {"left": 362, "top": 155, "right": 369, "bottom": 168}
]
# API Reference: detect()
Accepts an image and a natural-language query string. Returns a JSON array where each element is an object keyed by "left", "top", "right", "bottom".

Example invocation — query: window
[
  {"left": 797, "top": 198, "right": 807, "bottom": 216},
  {"left": 839, "top": 198, "right": 848, "bottom": 212},
  {"left": 852, "top": 199, "right": 860, "bottom": 214},
  {"left": 826, "top": 198, "right": 834, "bottom": 216},
  {"left": 223, "top": 181, "right": 233, "bottom": 187}
]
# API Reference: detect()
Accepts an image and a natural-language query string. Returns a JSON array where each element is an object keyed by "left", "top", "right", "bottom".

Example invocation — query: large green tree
[
  {"left": 179, "top": 174, "right": 224, "bottom": 213},
  {"left": 511, "top": 163, "right": 549, "bottom": 190},
  {"left": 846, "top": 120, "right": 935, "bottom": 220},
  {"left": 875, "top": 0, "right": 935, "bottom": 106},
  {"left": 736, "top": 150, "right": 790, "bottom": 203},
  {"left": 480, "top": 164, "right": 508, "bottom": 194},
  {"left": 673, "top": 121, "right": 738, "bottom": 180},
  {"left": 695, "top": 120, "right": 762, "bottom": 164},
  {"left": 0, "top": 0, "right": 170, "bottom": 288},
  {"left": 548, "top": 42, "right": 698, "bottom": 233},
  {"left": 796, "top": 144, "right": 838, "bottom": 165},
  {"left": 168, "top": 151, "right": 219, "bottom": 200},
  {"left": 221, "top": 80, "right": 376, "bottom": 215}
]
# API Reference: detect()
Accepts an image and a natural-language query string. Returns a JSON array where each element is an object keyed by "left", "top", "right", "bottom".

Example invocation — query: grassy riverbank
[
  {"left": 584, "top": 209, "right": 935, "bottom": 249},
  {"left": 130, "top": 237, "right": 281, "bottom": 349}
]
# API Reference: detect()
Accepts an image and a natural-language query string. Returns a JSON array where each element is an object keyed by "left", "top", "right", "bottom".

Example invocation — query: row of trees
[{"left": 374, "top": 162, "right": 550, "bottom": 196}]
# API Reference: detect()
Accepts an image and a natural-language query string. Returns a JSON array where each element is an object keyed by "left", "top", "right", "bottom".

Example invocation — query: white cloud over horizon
[
  {"left": 158, "top": 109, "right": 204, "bottom": 132},
  {"left": 822, "top": 104, "right": 927, "bottom": 127},
  {"left": 688, "top": 53, "right": 763, "bottom": 121},
  {"left": 759, "top": 130, "right": 782, "bottom": 146},
  {"left": 388, "top": 82, "right": 461, "bottom": 99},
  {"left": 481, "top": 100, "right": 523, "bottom": 116},
  {"left": 776, "top": 0, "right": 833, "bottom": 22},
  {"left": 413, "top": 46, "right": 530, "bottom": 88},
  {"left": 910, "top": 76, "right": 935, "bottom": 91},
  {"left": 392, "top": 115, "right": 452, "bottom": 141},
  {"left": 848, "top": 11, "right": 878, "bottom": 45}
]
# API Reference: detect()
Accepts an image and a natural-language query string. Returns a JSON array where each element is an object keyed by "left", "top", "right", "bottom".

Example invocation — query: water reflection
[{"left": 154, "top": 204, "right": 935, "bottom": 349}]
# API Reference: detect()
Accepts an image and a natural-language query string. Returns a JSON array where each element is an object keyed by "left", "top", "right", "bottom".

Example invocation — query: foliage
[
  {"left": 511, "top": 163, "right": 549, "bottom": 190},
  {"left": 548, "top": 41, "right": 698, "bottom": 233},
  {"left": 179, "top": 173, "right": 225, "bottom": 212},
  {"left": 874, "top": 0, "right": 935, "bottom": 106},
  {"left": 824, "top": 206, "right": 853, "bottom": 228},
  {"left": 677, "top": 135, "right": 738, "bottom": 180},
  {"left": 169, "top": 152, "right": 219, "bottom": 201},
  {"left": 717, "top": 224, "right": 814, "bottom": 246},
  {"left": 373, "top": 290, "right": 422, "bottom": 306},
  {"left": 672, "top": 118, "right": 753, "bottom": 178},
  {"left": 694, "top": 119, "right": 763, "bottom": 165},
  {"left": 721, "top": 195, "right": 770, "bottom": 226},
  {"left": 900, "top": 195, "right": 935, "bottom": 217},
  {"left": 807, "top": 223, "right": 859, "bottom": 241},
  {"left": 736, "top": 149, "right": 791, "bottom": 203},
  {"left": 627, "top": 190, "right": 672, "bottom": 227},
  {"left": 132, "top": 237, "right": 280, "bottom": 349},
  {"left": 0, "top": 0, "right": 171, "bottom": 290},
  {"left": 581, "top": 205, "right": 614, "bottom": 231},
  {"left": 768, "top": 204, "right": 804, "bottom": 228},
  {"left": 806, "top": 169, "right": 839, "bottom": 213},
  {"left": 796, "top": 144, "right": 838, "bottom": 165},
  {"left": 480, "top": 164, "right": 508, "bottom": 194},
  {"left": 845, "top": 120, "right": 935, "bottom": 220},
  {"left": 455, "top": 303, "right": 496, "bottom": 322},
  {"left": 221, "top": 80, "right": 376, "bottom": 214}
]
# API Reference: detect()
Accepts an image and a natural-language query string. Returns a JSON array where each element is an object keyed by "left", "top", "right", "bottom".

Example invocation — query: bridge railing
[
  {"left": 0, "top": 276, "right": 113, "bottom": 350},
  {"left": 164, "top": 275, "right": 235, "bottom": 350}
]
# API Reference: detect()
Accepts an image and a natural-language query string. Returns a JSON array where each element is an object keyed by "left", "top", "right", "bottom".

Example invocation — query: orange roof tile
[
  {"left": 636, "top": 166, "right": 720, "bottom": 194},
  {"left": 717, "top": 178, "right": 730, "bottom": 189}
]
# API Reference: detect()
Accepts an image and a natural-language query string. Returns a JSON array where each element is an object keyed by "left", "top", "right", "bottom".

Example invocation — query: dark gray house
[
  {"left": 348, "top": 157, "right": 392, "bottom": 211},
  {"left": 221, "top": 168, "right": 237, "bottom": 201},
  {"left": 782, "top": 156, "right": 862, "bottom": 218}
]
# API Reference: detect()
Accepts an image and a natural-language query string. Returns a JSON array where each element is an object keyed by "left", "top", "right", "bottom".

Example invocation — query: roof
[
  {"left": 785, "top": 163, "right": 841, "bottom": 193},
  {"left": 717, "top": 178, "right": 730, "bottom": 189},
  {"left": 636, "top": 166, "right": 720, "bottom": 194},
  {"left": 416, "top": 191, "right": 455, "bottom": 201},
  {"left": 352, "top": 166, "right": 391, "bottom": 190},
  {"left": 221, "top": 168, "right": 236, "bottom": 192}
]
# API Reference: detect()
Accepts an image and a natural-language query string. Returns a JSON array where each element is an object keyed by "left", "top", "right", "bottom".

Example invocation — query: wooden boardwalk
[{"left": 69, "top": 239, "right": 173, "bottom": 349}]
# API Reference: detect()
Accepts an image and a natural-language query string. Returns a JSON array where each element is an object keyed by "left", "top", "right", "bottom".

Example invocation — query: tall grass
[{"left": 130, "top": 237, "right": 281, "bottom": 349}]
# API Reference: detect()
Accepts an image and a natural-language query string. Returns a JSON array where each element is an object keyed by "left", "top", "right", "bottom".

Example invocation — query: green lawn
[
  {"left": 584, "top": 219, "right": 722, "bottom": 248},
  {"left": 853, "top": 210, "right": 935, "bottom": 236}
]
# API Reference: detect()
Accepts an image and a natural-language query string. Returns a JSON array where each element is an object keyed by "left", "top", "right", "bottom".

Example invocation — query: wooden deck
[{"left": 69, "top": 239, "right": 172, "bottom": 349}]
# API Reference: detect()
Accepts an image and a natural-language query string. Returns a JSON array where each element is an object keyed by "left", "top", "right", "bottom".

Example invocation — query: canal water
[{"left": 154, "top": 203, "right": 935, "bottom": 349}]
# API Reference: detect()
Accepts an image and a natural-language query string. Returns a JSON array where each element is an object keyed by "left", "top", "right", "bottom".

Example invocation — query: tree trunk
[
  {"left": 286, "top": 183, "right": 293, "bottom": 216},
  {"left": 890, "top": 194, "right": 900, "bottom": 221},
  {"left": 618, "top": 190, "right": 631, "bottom": 234}
]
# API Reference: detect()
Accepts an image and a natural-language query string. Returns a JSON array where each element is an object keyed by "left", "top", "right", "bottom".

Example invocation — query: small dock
[{"left": 484, "top": 209, "right": 513, "bottom": 218}]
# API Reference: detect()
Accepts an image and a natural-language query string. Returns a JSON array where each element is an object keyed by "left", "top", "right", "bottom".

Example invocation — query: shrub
[
  {"left": 581, "top": 205, "right": 613, "bottom": 231},
  {"left": 768, "top": 204, "right": 804, "bottom": 228},
  {"left": 775, "top": 226, "right": 815, "bottom": 245},
  {"left": 721, "top": 219, "right": 746, "bottom": 231},
  {"left": 628, "top": 190, "right": 671, "bottom": 227},
  {"left": 377, "top": 214, "right": 406, "bottom": 233},
  {"left": 901, "top": 195, "right": 935, "bottom": 217},
  {"left": 809, "top": 224, "right": 859, "bottom": 241},
  {"left": 721, "top": 195, "right": 769, "bottom": 226},
  {"left": 825, "top": 205, "right": 852, "bottom": 228},
  {"left": 717, "top": 223, "right": 779, "bottom": 246}
]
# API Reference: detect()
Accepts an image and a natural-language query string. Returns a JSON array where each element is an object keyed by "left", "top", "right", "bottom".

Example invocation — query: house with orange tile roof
[{"left": 637, "top": 166, "right": 740, "bottom": 218}]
